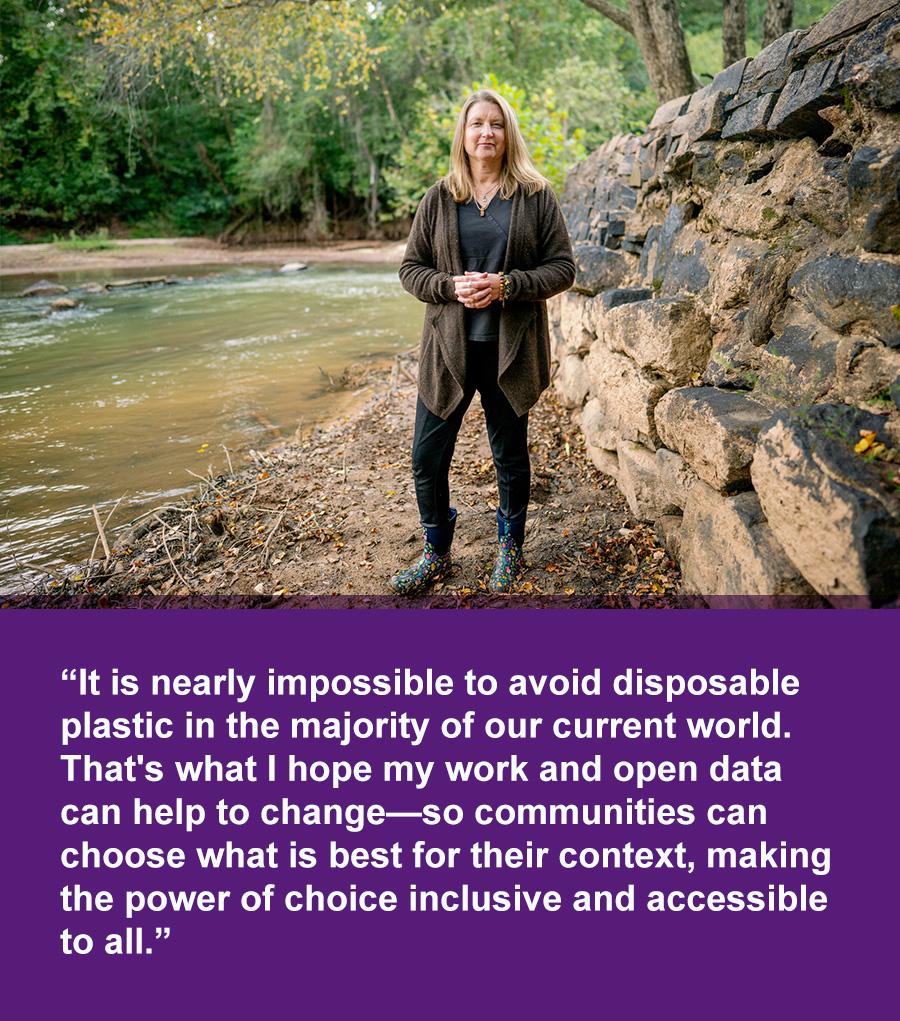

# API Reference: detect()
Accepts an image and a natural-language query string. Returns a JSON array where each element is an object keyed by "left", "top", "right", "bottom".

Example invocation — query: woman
[{"left": 391, "top": 88, "right": 575, "bottom": 595}]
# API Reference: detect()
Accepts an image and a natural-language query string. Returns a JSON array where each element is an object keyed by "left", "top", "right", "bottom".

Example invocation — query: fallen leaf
[{"left": 855, "top": 430, "right": 876, "bottom": 453}]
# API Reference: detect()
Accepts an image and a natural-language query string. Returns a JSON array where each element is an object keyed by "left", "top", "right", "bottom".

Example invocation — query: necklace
[{"left": 475, "top": 182, "right": 500, "bottom": 216}]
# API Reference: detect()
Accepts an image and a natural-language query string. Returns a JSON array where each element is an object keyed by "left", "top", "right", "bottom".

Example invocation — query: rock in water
[{"left": 23, "top": 280, "right": 68, "bottom": 297}]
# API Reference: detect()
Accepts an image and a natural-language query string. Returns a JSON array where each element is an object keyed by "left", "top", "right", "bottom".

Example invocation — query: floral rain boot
[
  {"left": 389, "top": 509, "right": 457, "bottom": 596},
  {"left": 489, "top": 510, "right": 526, "bottom": 593}
]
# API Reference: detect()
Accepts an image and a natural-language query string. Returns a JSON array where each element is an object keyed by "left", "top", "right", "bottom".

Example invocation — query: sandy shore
[{"left": 0, "top": 237, "right": 408, "bottom": 277}]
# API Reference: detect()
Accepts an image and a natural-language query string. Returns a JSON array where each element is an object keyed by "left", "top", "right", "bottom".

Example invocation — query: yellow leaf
[{"left": 855, "top": 431, "right": 876, "bottom": 453}]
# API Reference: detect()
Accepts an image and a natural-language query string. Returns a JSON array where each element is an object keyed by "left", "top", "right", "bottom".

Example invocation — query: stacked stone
[{"left": 550, "top": 0, "right": 900, "bottom": 607}]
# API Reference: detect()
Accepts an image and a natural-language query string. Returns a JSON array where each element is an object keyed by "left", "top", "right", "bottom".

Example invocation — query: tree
[
  {"left": 577, "top": 0, "right": 694, "bottom": 102},
  {"left": 577, "top": 0, "right": 807, "bottom": 102},
  {"left": 722, "top": 0, "right": 747, "bottom": 67},
  {"left": 763, "top": 0, "right": 796, "bottom": 46},
  {"left": 76, "top": 0, "right": 383, "bottom": 100}
]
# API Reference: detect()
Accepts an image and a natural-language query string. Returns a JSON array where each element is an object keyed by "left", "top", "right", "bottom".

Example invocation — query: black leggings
[{"left": 412, "top": 341, "right": 530, "bottom": 530}]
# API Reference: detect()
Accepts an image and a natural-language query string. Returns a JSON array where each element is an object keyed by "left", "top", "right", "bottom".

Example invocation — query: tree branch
[{"left": 576, "top": 0, "right": 634, "bottom": 36}]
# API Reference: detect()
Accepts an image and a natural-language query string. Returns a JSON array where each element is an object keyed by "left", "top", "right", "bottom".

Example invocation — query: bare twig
[
  {"left": 153, "top": 514, "right": 191, "bottom": 591},
  {"left": 90, "top": 495, "right": 126, "bottom": 563},
  {"left": 186, "top": 468, "right": 230, "bottom": 499},
  {"left": 223, "top": 445, "right": 234, "bottom": 474},
  {"left": 131, "top": 503, "right": 193, "bottom": 523},
  {"left": 398, "top": 361, "right": 417, "bottom": 385},
  {"left": 227, "top": 476, "right": 276, "bottom": 497},
  {"left": 92, "top": 505, "right": 112, "bottom": 560},
  {"left": 25, "top": 562, "right": 68, "bottom": 580},
  {"left": 262, "top": 502, "right": 289, "bottom": 564}
]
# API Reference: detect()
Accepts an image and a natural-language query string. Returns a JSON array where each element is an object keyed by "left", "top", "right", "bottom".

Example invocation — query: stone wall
[{"left": 550, "top": 0, "right": 900, "bottom": 607}]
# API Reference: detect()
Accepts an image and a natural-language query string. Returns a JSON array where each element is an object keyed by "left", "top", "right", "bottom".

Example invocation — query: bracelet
[{"left": 498, "top": 272, "right": 511, "bottom": 307}]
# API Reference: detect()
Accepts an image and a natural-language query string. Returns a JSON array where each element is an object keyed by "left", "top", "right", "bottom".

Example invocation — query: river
[{"left": 0, "top": 262, "right": 421, "bottom": 590}]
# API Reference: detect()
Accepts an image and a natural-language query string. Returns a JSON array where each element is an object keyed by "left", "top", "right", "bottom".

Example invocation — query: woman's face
[{"left": 464, "top": 101, "right": 506, "bottom": 166}]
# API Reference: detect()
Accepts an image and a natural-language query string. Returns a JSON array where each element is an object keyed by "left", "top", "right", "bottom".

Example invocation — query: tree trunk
[
  {"left": 763, "top": 0, "right": 795, "bottom": 47},
  {"left": 576, "top": 0, "right": 694, "bottom": 102},
  {"left": 628, "top": 0, "right": 695, "bottom": 103},
  {"left": 722, "top": 0, "right": 746, "bottom": 67}
]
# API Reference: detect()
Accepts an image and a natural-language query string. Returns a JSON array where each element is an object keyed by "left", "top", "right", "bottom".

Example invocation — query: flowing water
[{"left": 0, "top": 262, "right": 421, "bottom": 590}]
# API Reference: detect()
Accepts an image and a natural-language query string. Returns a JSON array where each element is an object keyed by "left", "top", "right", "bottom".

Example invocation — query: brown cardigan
[{"left": 399, "top": 179, "right": 575, "bottom": 419}]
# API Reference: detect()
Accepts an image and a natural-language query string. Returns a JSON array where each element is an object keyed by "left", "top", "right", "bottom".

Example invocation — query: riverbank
[
  {"left": 0, "top": 237, "right": 407, "bottom": 277},
  {"left": 7, "top": 361, "right": 681, "bottom": 608}
]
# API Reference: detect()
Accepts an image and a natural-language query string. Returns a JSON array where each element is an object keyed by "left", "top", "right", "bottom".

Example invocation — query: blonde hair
[{"left": 446, "top": 88, "right": 548, "bottom": 203}]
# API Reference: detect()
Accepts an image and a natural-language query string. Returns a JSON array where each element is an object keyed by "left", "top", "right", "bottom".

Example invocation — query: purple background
[{"left": 4, "top": 608, "right": 896, "bottom": 1019}]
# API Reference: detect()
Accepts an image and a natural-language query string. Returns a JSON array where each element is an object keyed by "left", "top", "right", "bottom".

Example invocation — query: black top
[{"left": 457, "top": 194, "right": 512, "bottom": 342}]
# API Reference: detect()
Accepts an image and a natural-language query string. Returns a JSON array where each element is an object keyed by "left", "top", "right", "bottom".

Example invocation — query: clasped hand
[{"left": 453, "top": 271, "right": 500, "bottom": 309}]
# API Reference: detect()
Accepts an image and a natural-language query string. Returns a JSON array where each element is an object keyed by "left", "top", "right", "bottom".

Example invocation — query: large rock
[
  {"left": 583, "top": 343, "right": 667, "bottom": 449},
  {"left": 847, "top": 142, "right": 900, "bottom": 254},
  {"left": 721, "top": 94, "right": 779, "bottom": 140},
  {"left": 737, "top": 31, "right": 803, "bottom": 97},
  {"left": 756, "top": 322, "right": 838, "bottom": 404},
  {"left": 654, "top": 387, "right": 773, "bottom": 491},
  {"left": 580, "top": 399, "right": 620, "bottom": 477},
  {"left": 23, "top": 280, "right": 68, "bottom": 298},
  {"left": 702, "top": 331, "right": 761, "bottom": 389},
  {"left": 842, "top": 7, "right": 900, "bottom": 109},
  {"left": 701, "top": 187, "right": 791, "bottom": 237},
  {"left": 683, "top": 91, "right": 729, "bottom": 145},
  {"left": 742, "top": 250, "right": 800, "bottom": 347},
  {"left": 707, "top": 240, "right": 770, "bottom": 313},
  {"left": 679, "top": 483, "right": 822, "bottom": 603},
  {"left": 768, "top": 56, "right": 845, "bottom": 140},
  {"left": 552, "top": 291, "right": 594, "bottom": 355},
  {"left": 597, "top": 297, "right": 713, "bottom": 386},
  {"left": 615, "top": 439, "right": 681, "bottom": 522},
  {"left": 571, "top": 243, "right": 629, "bottom": 296},
  {"left": 653, "top": 203, "right": 695, "bottom": 278},
  {"left": 789, "top": 256, "right": 900, "bottom": 347},
  {"left": 758, "top": 139, "right": 850, "bottom": 236},
  {"left": 554, "top": 354, "right": 589, "bottom": 409},
  {"left": 834, "top": 335, "right": 900, "bottom": 407},
  {"left": 751, "top": 405, "right": 900, "bottom": 607},
  {"left": 661, "top": 236, "right": 711, "bottom": 297},
  {"left": 649, "top": 95, "right": 689, "bottom": 129},
  {"left": 594, "top": 288, "right": 654, "bottom": 311},
  {"left": 656, "top": 448, "right": 699, "bottom": 510},
  {"left": 705, "top": 57, "right": 750, "bottom": 101},
  {"left": 798, "top": 0, "right": 899, "bottom": 57}
]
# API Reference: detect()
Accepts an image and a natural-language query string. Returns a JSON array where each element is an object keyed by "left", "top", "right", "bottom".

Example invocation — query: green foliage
[
  {"left": 5, "top": 0, "right": 841, "bottom": 238},
  {"left": 541, "top": 56, "right": 654, "bottom": 147},
  {"left": 0, "top": 2, "right": 131, "bottom": 224},
  {"left": 53, "top": 228, "right": 116, "bottom": 251},
  {"left": 381, "top": 102, "right": 456, "bottom": 220}
]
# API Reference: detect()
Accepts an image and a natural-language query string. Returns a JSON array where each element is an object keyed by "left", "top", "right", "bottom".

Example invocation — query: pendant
[{"left": 480, "top": 207, "right": 485, "bottom": 217}]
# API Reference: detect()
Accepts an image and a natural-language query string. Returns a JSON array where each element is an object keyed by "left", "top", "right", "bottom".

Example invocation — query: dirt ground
[{"left": 0, "top": 237, "right": 407, "bottom": 277}]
